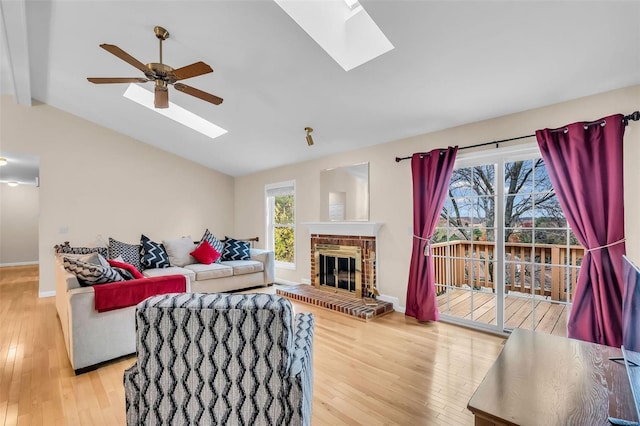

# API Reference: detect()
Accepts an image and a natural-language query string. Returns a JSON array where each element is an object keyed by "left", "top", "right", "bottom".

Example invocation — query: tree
[
  {"left": 503, "top": 160, "right": 562, "bottom": 242},
  {"left": 437, "top": 160, "right": 564, "bottom": 243},
  {"left": 274, "top": 195, "right": 295, "bottom": 263}
]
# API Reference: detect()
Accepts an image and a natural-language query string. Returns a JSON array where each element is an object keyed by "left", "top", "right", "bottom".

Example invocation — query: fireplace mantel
[{"left": 303, "top": 222, "right": 383, "bottom": 237}]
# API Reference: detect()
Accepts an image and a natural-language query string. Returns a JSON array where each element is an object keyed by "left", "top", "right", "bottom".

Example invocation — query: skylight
[
  {"left": 273, "top": 0, "right": 394, "bottom": 71},
  {"left": 123, "top": 84, "right": 227, "bottom": 140}
]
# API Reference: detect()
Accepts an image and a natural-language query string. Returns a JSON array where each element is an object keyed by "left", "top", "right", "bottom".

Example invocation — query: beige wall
[
  {"left": 0, "top": 96, "right": 235, "bottom": 296},
  {"left": 0, "top": 184, "right": 39, "bottom": 264},
  {"left": 1, "top": 86, "right": 637, "bottom": 301},
  {"left": 235, "top": 85, "right": 640, "bottom": 309}
]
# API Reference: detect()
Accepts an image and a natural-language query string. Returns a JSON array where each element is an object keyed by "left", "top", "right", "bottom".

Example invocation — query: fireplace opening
[
  {"left": 314, "top": 244, "right": 362, "bottom": 298},
  {"left": 319, "top": 255, "right": 357, "bottom": 292}
]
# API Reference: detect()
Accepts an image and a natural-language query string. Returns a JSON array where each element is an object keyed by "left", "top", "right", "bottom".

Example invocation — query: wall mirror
[{"left": 320, "top": 162, "right": 369, "bottom": 221}]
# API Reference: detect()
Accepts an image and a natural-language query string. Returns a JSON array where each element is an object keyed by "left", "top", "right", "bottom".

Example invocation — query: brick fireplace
[
  {"left": 276, "top": 222, "right": 392, "bottom": 320},
  {"left": 305, "top": 222, "right": 382, "bottom": 300}
]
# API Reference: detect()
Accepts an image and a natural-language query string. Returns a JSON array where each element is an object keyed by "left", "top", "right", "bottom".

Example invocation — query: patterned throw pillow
[
  {"left": 200, "top": 229, "right": 225, "bottom": 264},
  {"left": 63, "top": 256, "right": 124, "bottom": 287},
  {"left": 54, "top": 242, "right": 108, "bottom": 259},
  {"left": 112, "top": 267, "right": 136, "bottom": 280},
  {"left": 107, "top": 259, "right": 145, "bottom": 279},
  {"left": 108, "top": 238, "right": 142, "bottom": 272},
  {"left": 140, "top": 234, "right": 171, "bottom": 269},
  {"left": 222, "top": 238, "right": 251, "bottom": 261}
]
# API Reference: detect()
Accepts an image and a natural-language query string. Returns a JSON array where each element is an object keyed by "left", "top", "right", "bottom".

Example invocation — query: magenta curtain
[
  {"left": 536, "top": 114, "right": 626, "bottom": 347},
  {"left": 405, "top": 147, "right": 458, "bottom": 321}
]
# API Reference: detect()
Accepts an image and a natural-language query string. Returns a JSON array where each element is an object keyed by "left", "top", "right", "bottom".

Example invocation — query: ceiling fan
[{"left": 87, "top": 26, "right": 223, "bottom": 108}]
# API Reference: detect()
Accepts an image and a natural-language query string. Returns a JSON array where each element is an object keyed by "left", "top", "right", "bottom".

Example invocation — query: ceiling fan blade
[
  {"left": 172, "top": 61, "right": 213, "bottom": 81},
  {"left": 87, "top": 77, "right": 149, "bottom": 84},
  {"left": 100, "top": 44, "right": 151, "bottom": 75},
  {"left": 155, "top": 86, "right": 169, "bottom": 109},
  {"left": 174, "top": 83, "right": 223, "bottom": 105}
]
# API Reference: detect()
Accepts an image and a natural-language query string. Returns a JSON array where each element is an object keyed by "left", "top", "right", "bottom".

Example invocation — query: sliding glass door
[{"left": 433, "top": 145, "right": 582, "bottom": 336}]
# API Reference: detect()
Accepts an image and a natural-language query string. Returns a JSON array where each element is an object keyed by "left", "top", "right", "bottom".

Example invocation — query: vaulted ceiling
[{"left": 2, "top": 1, "right": 639, "bottom": 177}]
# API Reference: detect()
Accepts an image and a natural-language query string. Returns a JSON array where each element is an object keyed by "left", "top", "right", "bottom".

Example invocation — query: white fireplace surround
[{"left": 303, "top": 222, "right": 383, "bottom": 237}]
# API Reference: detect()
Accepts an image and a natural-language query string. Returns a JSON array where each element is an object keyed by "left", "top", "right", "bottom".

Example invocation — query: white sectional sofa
[
  {"left": 55, "top": 248, "right": 275, "bottom": 373},
  {"left": 142, "top": 248, "right": 274, "bottom": 293}
]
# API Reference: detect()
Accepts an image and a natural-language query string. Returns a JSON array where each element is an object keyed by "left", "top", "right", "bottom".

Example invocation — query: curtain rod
[{"left": 394, "top": 110, "right": 640, "bottom": 163}]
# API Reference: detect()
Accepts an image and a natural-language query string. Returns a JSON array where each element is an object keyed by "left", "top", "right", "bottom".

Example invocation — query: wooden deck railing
[{"left": 432, "top": 241, "right": 585, "bottom": 302}]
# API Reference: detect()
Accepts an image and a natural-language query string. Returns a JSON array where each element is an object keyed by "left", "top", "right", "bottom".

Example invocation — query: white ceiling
[{"left": 1, "top": 1, "right": 639, "bottom": 177}]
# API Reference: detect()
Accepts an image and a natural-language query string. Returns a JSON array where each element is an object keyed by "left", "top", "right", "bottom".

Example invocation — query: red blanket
[{"left": 93, "top": 275, "right": 186, "bottom": 312}]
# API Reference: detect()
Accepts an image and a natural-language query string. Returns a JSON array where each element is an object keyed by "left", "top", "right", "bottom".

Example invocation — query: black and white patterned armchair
[{"left": 123, "top": 293, "right": 314, "bottom": 425}]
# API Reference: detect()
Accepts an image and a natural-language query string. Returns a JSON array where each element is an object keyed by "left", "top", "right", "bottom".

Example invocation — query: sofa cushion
[
  {"left": 184, "top": 263, "right": 233, "bottom": 281},
  {"left": 142, "top": 266, "right": 196, "bottom": 283},
  {"left": 108, "top": 238, "right": 142, "bottom": 272},
  {"left": 221, "top": 260, "right": 264, "bottom": 276},
  {"left": 63, "top": 255, "right": 125, "bottom": 286},
  {"left": 222, "top": 238, "right": 251, "bottom": 261},
  {"left": 140, "top": 234, "right": 171, "bottom": 269},
  {"left": 190, "top": 240, "right": 221, "bottom": 265},
  {"left": 162, "top": 236, "right": 196, "bottom": 267},
  {"left": 200, "top": 229, "right": 225, "bottom": 264}
]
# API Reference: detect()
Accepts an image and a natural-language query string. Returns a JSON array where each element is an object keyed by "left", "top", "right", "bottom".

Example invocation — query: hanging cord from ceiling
[{"left": 394, "top": 110, "right": 640, "bottom": 163}]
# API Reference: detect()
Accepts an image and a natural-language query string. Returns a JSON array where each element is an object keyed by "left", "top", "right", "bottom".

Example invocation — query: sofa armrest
[
  {"left": 287, "top": 313, "right": 314, "bottom": 426},
  {"left": 56, "top": 255, "right": 81, "bottom": 290},
  {"left": 124, "top": 363, "right": 140, "bottom": 425},
  {"left": 65, "top": 285, "right": 138, "bottom": 371},
  {"left": 250, "top": 248, "right": 275, "bottom": 284},
  {"left": 56, "top": 259, "right": 83, "bottom": 360},
  {"left": 290, "top": 313, "right": 314, "bottom": 376}
]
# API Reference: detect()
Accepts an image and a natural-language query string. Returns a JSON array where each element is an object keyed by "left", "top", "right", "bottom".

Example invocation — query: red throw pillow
[
  {"left": 190, "top": 240, "right": 221, "bottom": 265},
  {"left": 107, "top": 259, "right": 144, "bottom": 279}
]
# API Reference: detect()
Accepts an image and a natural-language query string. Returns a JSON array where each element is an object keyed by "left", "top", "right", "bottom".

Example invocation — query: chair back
[{"left": 134, "top": 292, "right": 295, "bottom": 424}]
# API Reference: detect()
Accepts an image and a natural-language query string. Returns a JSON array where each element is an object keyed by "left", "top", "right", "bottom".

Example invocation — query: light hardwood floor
[{"left": 0, "top": 265, "right": 506, "bottom": 425}]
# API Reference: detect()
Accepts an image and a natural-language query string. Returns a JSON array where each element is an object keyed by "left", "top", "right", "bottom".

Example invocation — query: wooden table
[{"left": 467, "top": 328, "right": 638, "bottom": 426}]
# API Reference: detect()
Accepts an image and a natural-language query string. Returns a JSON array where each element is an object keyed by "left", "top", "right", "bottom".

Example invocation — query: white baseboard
[
  {"left": 275, "top": 278, "right": 303, "bottom": 286},
  {"left": 378, "top": 294, "right": 405, "bottom": 313},
  {"left": 0, "top": 261, "right": 39, "bottom": 267},
  {"left": 275, "top": 278, "right": 313, "bottom": 286},
  {"left": 39, "top": 290, "right": 55, "bottom": 298}
]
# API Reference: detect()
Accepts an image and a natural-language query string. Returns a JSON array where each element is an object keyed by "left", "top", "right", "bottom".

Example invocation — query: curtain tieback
[
  {"left": 585, "top": 238, "right": 626, "bottom": 253},
  {"left": 413, "top": 235, "right": 433, "bottom": 257}
]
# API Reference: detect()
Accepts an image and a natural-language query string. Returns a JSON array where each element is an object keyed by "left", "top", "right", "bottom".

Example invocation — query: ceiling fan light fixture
[
  {"left": 154, "top": 83, "right": 169, "bottom": 108},
  {"left": 0, "top": 157, "right": 7, "bottom": 166},
  {"left": 305, "top": 127, "right": 314, "bottom": 146}
]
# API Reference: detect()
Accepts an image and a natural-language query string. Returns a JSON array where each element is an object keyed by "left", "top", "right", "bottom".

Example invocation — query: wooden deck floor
[{"left": 437, "top": 289, "right": 568, "bottom": 337}]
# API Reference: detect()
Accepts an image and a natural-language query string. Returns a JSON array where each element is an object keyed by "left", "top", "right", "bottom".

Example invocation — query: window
[
  {"left": 433, "top": 144, "right": 583, "bottom": 336},
  {"left": 266, "top": 181, "right": 296, "bottom": 269}
]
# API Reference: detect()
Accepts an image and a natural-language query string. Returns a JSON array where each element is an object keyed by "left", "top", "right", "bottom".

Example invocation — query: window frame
[{"left": 265, "top": 180, "right": 296, "bottom": 270}]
